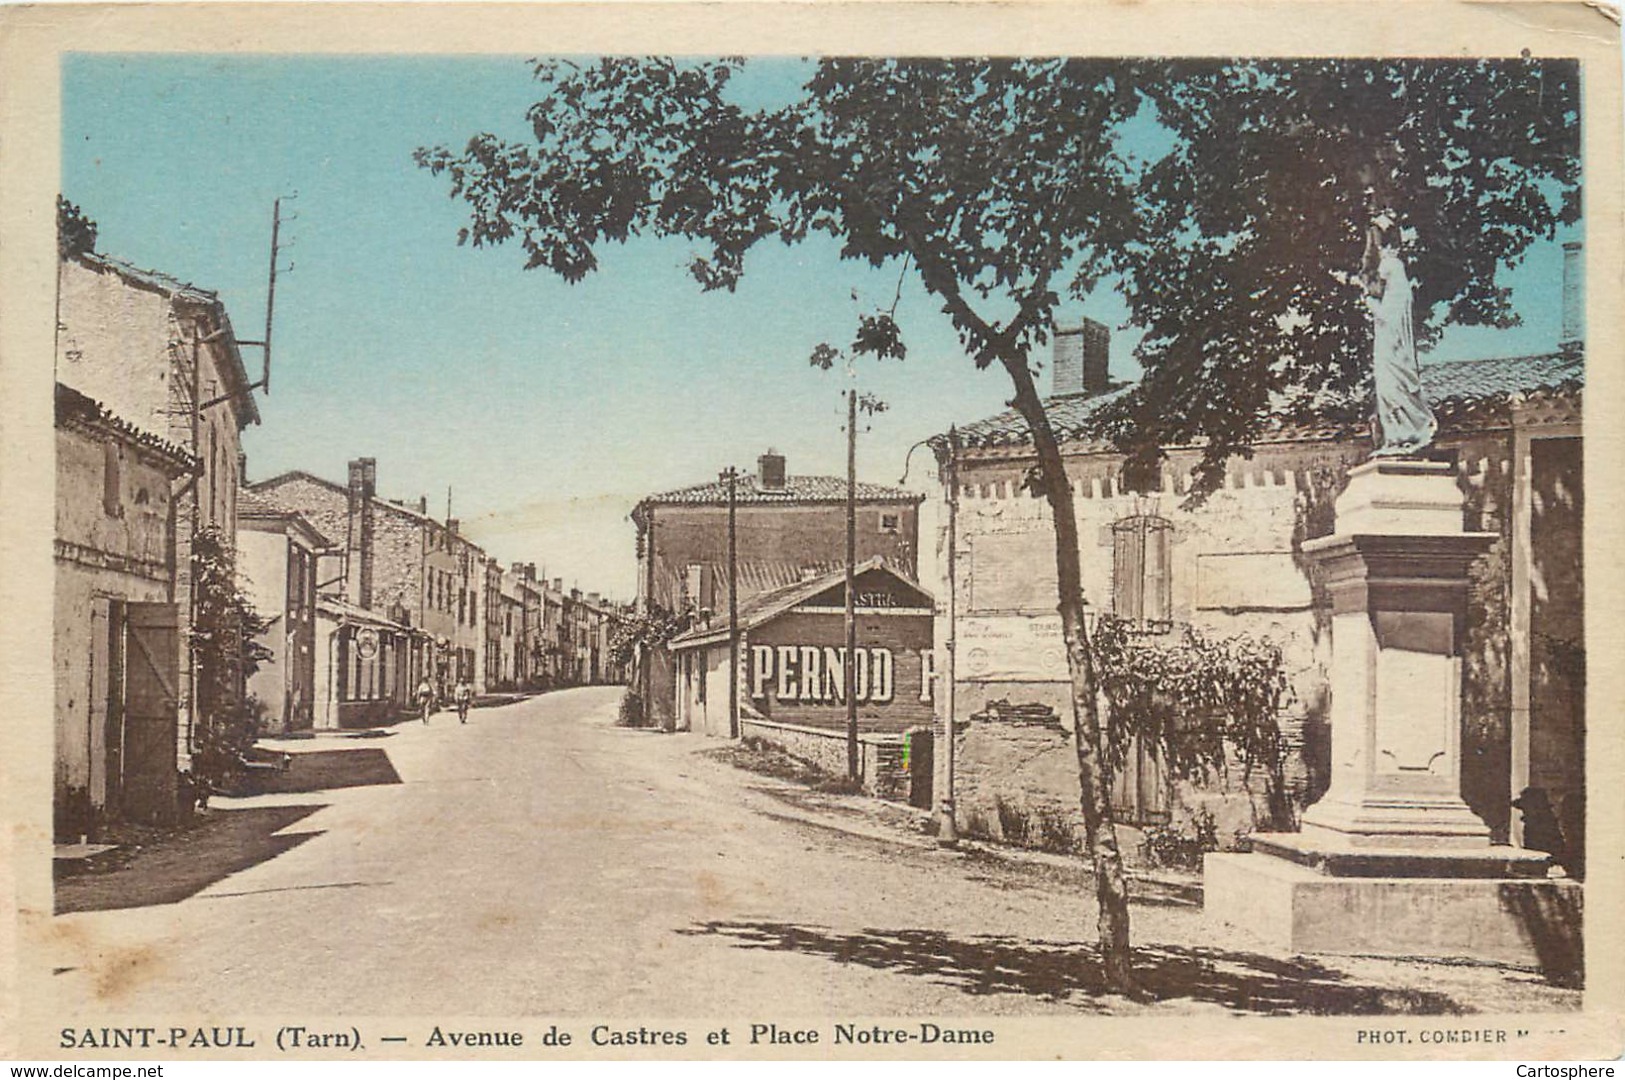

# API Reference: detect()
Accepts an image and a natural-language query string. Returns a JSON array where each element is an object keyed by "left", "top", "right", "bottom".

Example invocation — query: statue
[{"left": 1362, "top": 213, "right": 1436, "bottom": 456}]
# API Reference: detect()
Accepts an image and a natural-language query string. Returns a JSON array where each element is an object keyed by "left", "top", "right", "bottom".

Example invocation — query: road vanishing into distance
[{"left": 41, "top": 687, "right": 1576, "bottom": 1028}]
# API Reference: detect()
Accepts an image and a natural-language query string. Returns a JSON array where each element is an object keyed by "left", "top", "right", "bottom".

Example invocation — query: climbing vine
[
  {"left": 1092, "top": 615, "right": 1293, "bottom": 826},
  {"left": 607, "top": 601, "right": 691, "bottom": 670},
  {"left": 190, "top": 525, "right": 273, "bottom": 791}
]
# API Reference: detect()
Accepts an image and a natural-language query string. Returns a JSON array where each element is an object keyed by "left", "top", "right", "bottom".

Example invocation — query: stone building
[
  {"left": 248, "top": 459, "right": 489, "bottom": 724},
  {"left": 56, "top": 251, "right": 259, "bottom": 819},
  {"left": 933, "top": 322, "right": 1583, "bottom": 860},
  {"left": 631, "top": 450, "right": 924, "bottom": 727},
  {"left": 670, "top": 560, "right": 934, "bottom": 800},
  {"left": 53, "top": 384, "right": 196, "bottom": 838},
  {"left": 236, "top": 489, "right": 333, "bottom": 733},
  {"left": 504, "top": 563, "right": 550, "bottom": 690}
]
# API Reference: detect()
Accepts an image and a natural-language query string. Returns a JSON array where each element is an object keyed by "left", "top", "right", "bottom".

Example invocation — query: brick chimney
[
  {"left": 758, "top": 450, "right": 787, "bottom": 491},
  {"left": 1052, "top": 318, "right": 1110, "bottom": 397},
  {"left": 1561, "top": 241, "right": 1583, "bottom": 350},
  {"left": 345, "top": 457, "right": 376, "bottom": 608},
  {"left": 553, "top": 578, "right": 563, "bottom": 593}
]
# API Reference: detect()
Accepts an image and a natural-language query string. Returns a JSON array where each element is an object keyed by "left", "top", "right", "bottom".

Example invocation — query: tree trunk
[{"left": 999, "top": 350, "right": 1141, "bottom": 998}]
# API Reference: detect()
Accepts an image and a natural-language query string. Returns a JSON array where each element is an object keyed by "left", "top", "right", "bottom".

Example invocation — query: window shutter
[
  {"left": 1145, "top": 519, "right": 1172, "bottom": 624},
  {"left": 102, "top": 441, "right": 121, "bottom": 517},
  {"left": 1112, "top": 521, "right": 1145, "bottom": 622}
]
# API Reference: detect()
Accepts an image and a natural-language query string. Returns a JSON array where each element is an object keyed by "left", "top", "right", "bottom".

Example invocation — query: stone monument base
[{"left": 1204, "top": 846, "right": 1583, "bottom": 981}]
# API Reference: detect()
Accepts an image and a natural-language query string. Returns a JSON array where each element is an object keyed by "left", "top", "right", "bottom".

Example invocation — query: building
[
  {"left": 670, "top": 557, "right": 934, "bottom": 725},
  {"left": 236, "top": 489, "right": 334, "bottom": 733},
  {"left": 248, "top": 459, "right": 488, "bottom": 725},
  {"left": 56, "top": 250, "right": 260, "bottom": 823},
  {"left": 630, "top": 450, "right": 924, "bottom": 727},
  {"left": 53, "top": 384, "right": 196, "bottom": 839},
  {"left": 504, "top": 563, "right": 550, "bottom": 690},
  {"left": 932, "top": 318, "right": 1584, "bottom": 861}
]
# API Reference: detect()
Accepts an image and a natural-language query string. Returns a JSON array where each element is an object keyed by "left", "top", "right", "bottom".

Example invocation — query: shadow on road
[
  {"left": 678, "top": 920, "right": 1467, "bottom": 1015},
  {"left": 234, "top": 747, "right": 402, "bottom": 796},
  {"left": 55, "top": 805, "right": 326, "bottom": 915}
]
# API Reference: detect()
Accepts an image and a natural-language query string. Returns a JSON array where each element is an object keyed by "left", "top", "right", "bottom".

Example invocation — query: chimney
[
  {"left": 447, "top": 518, "right": 460, "bottom": 536},
  {"left": 345, "top": 458, "right": 375, "bottom": 608},
  {"left": 553, "top": 578, "right": 563, "bottom": 593},
  {"left": 588, "top": 592, "right": 601, "bottom": 605},
  {"left": 758, "top": 450, "right": 786, "bottom": 491},
  {"left": 1052, "top": 318, "right": 1110, "bottom": 397},
  {"left": 1561, "top": 241, "right": 1583, "bottom": 350},
  {"left": 417, "top": 496, "right": 428, "bottom": 515}
]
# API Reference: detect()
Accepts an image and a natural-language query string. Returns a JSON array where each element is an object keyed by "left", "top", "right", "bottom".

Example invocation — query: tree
[
  {"left": 416, "top": 56, "right": 1579, "bottom": 996},
  {"left": 57, "top": 196, "right": 98, "bottom": 258},
  {"left": 1099, "top": 59, "right": 1579, "bottom": 491}
]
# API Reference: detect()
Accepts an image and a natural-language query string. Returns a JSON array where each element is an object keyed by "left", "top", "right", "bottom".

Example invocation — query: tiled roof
[
  {"left": 949, "top": 350, "right": 1584, "bottom": 451},
  {"left": 670, "top": 558, "right": 930, "bottom": 648},
  {"left": 316, "top": 595, "right": 419, "bottom": 631},
  {"left": 250, "top": 470, "right": 446, "bottom": 529},
  {"left": 717, "top": 560, "right": 846, "bottom": 595},
  {"left": 637, "top": 473, "right": 922, "bottom": 512},
  {"left": 55, "top": 382, "right": 197, "bottom": 472},
  {"left": 236, "top": 488, "right": 337, "bottom": 548}
]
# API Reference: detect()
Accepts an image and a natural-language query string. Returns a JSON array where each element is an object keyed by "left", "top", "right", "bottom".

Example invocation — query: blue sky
[{"left": 61, "top": 55, "right": 1581, "bottom": 599}]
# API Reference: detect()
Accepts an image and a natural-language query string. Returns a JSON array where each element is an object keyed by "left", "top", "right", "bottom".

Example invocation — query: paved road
[{"left": 42, "top": 687, "right": 1577, "bottom": 1020}]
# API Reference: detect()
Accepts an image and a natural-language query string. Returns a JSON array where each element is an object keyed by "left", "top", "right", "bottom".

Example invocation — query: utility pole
[
  {"left": 727, "top": 465, "right": 740, "bottom": 739},
  {"left": 262, "top": 196, "right": 281, "bottom": 393},
  {"left": 938, "top": 426, "right": 960, "bottom": 845},
  {"left": 845, "top": 386, "right": 859, "bottom": 781}
]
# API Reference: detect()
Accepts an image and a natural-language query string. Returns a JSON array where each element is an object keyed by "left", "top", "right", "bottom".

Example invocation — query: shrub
[
  {"left": 1138, "top": 807, "right": 1220, "bottom": 871},
  {"left": 961, "top": 808, "right": 996, "bottom": 842},
  {"left": 616, "top": 689, "right": 647, "bottom": 727},
  {"left": 1032, "top": 805, "right": 1081, "bottom": 855},
  {"left": 994, "top": 794, "right": 1031, "bottom": 845}
]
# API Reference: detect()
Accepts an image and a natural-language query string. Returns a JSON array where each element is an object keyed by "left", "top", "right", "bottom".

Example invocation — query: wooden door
[{"left": 122, "top": 602, "right": 180, "bottom": 824}]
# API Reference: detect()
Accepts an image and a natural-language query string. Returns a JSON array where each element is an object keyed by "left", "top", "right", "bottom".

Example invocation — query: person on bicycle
[{"left": 454, "top": 677, "right": 473, "bottom": 723}]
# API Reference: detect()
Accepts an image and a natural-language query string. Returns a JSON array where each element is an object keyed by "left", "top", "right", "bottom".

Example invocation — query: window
[
  {"left": 1111, "top": 515, "right": 1173, "bottom": 629},
  {"left": 879, "top": 512, "right": 900, "bottom": 534},
  {"left": 102, "top": 441, "right": 122, "bottom": 517}
]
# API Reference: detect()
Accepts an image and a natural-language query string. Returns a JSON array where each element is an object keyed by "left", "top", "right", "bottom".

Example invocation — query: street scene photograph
[{"left": 16, "top": 11, "right": 1611, "bottom": 1055}]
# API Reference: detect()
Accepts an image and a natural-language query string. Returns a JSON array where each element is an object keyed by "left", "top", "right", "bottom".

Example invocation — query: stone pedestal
[{"left": 1204, "top": 460, "right": 1582, "bottom": 979}]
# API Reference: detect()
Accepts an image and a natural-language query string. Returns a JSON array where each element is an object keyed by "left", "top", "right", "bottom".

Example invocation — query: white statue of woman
[{"left": 1363, "top": 214, "right": 1436, "bottom": 456}]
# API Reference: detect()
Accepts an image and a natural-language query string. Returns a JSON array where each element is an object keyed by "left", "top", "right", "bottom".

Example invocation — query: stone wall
[
  {"left": 54, "top": 423, "right": 177, "bottom": 836},
  {"left": 739, "top": 714, "right": 913, "bottom": 802},
  {"left": 940, "top": 427, "right": 1550, "bottom": 846}
]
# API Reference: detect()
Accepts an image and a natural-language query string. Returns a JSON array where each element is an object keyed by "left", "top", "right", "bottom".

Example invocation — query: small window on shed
[{"left": 879, "top": 512, "right": 900, "bottom": 534}]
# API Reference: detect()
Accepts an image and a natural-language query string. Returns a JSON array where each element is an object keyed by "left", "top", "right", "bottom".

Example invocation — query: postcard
[{"left": 0, "top": 0, "right": 1620, "bottom": 1062}]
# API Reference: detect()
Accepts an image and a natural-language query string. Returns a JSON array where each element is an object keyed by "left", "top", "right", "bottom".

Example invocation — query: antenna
[
  {"left": 262, "top": 192, "right": 297, "bottom": 395},
  {"left": 196, "top": 192, "right": 296, "bottom": 412}
]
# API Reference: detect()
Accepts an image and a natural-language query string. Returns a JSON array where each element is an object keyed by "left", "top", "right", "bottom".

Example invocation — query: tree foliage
[
  {"left": 608, "top": 601, "right": 691, "bottom": 670},
  {"left": 190, "top": 525, "right": 273, "bottom": 790},
  {"left": 1099, "top": 58, "right": 1579, "bottom": 491}
]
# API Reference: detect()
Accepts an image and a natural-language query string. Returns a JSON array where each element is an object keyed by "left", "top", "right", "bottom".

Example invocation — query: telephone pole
[
  {"left": 727, "top": 465, "right": 740, "bottom": 739},
  {"left": 845, "top": 386, "right": 859, "bottom": 781}
]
